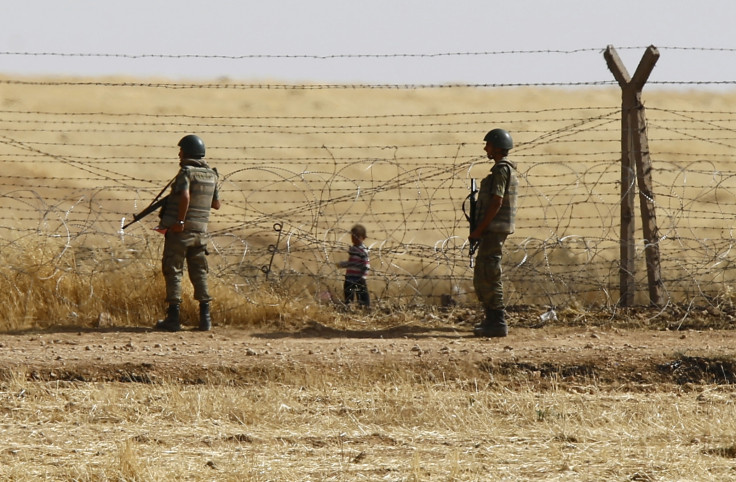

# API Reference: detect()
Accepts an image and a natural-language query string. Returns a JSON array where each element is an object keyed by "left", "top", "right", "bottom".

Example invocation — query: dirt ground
[{"left": 2, "top": 317, "right": 735, "bottom": 389}]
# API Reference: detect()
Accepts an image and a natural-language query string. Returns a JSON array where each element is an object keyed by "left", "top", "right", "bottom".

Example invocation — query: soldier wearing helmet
[
  {"left": 468, "top": 128, "right": 518, "bottom": 337},
  {"left": 155, "top": 134, "right": 221, "bottom": 332}
]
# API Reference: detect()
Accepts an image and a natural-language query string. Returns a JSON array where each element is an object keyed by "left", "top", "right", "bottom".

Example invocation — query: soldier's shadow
[
  {"left": 253, "top": 321, "right": 471, "bottom": 340},
  {"left": 0, "top": 326, "right": 152, "bottom": 336}
]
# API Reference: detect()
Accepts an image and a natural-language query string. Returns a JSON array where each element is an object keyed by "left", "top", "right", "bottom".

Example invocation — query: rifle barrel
[{"left": 122, "top": 195, "right": 168, "bottom": 230}]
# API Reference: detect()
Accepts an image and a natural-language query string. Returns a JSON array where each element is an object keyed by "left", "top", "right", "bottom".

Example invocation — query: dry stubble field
[{"left": 1, "top": 311, "right": 736, "bottom": 480}]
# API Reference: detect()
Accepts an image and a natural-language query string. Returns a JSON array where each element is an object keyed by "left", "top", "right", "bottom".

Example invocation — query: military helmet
[
  {"left": 483, "top": 128, "right": 513, "bottom": 150},
  {"left": 178, "top": 134, "right": 206, "bottom": 158}
]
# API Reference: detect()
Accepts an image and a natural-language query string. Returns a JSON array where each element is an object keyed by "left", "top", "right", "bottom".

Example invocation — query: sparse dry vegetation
[{"left": 2, "top": 337, "right": 736, "bottom": 480}]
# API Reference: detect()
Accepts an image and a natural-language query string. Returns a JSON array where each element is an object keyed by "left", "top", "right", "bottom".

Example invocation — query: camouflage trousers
[
  {"left": 162, "top": 230, "right": 211, "bottom": 304},
  {"left": 473, "top": 232, "right": 509, "bottom": 311}
]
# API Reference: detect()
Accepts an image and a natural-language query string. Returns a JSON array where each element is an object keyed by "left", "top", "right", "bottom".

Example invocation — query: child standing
[{"left": 336, "top": 224, "right": 371, "bottom": 308}]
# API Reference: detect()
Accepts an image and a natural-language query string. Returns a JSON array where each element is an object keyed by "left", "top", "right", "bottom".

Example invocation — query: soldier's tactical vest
[
  {"left": 160, "top": 163, "right": 218, "bottom": 232},
  {"left": 475, "top": 159, "right": 518, "bottom": 234}
]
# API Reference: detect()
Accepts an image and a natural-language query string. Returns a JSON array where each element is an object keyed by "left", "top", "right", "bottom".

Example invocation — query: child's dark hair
[{"left": 350, "top": 224, "right": 367, "bottom": 238}]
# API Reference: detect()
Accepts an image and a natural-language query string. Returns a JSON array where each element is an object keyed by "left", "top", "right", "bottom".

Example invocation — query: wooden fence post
[{"left": 604, "top": 45, "right": 664, "bottom": 307}]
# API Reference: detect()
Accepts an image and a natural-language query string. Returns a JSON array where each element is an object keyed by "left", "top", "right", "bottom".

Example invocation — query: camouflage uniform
[
  {"left": 159, "top": 159, "right": 219, "bottom": 305},
  {"left": 473, "top": 159, "right": 518, "bottom": 312}
]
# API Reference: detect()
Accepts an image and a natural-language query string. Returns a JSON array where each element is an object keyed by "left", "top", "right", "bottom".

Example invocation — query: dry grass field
[
  {"left": 1, "top": 322, "right": 736, "bottom": 480},
  {"left": 1, "top": 77, "right": 736, "bottom": 480}
]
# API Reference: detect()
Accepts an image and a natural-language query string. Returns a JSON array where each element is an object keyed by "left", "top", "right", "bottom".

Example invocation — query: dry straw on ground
[{"left": 2, "top": 356, "right": 736, "bottom": 480}]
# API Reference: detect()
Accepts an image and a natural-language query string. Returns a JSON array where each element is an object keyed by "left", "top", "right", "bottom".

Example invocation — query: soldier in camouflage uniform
[
  {"left": 154, "top": 135, "right": 221, "bottom": 332},
  {"left": 468, "top": 128, "right": 518, "bottom": 337}
]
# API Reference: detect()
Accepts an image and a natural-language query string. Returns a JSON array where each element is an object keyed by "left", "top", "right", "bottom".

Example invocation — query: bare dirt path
[{"left": 2, "top": 324, "right": 734, "bottom": 388}]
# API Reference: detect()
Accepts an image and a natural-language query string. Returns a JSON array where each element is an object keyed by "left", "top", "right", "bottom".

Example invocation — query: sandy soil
[{"left": 2, "top": 320, "right": 734, "bottom": 389}]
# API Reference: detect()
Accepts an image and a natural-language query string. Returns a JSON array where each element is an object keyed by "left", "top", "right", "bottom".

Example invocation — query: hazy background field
[{"left": 2, "top": 76, "right": 736, "bottom": 328}]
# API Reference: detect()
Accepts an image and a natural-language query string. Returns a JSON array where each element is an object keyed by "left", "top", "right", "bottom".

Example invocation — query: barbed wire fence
[{"left": 1, "top": 47, "right": 736, "bottom": 320}]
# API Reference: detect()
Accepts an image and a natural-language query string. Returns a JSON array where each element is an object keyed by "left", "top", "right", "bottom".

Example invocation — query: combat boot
[
  {"left": 473, "top": 306, "right": 495, "bottom": 330},
  {"left": 473, "top": 308, "right": 508, "bottom": 338},
  {"left": 154, "top": 304, "right": 181, "bottom": 332},
  {"left": 198, "top": 301, "right": 212, "bottom": 331}
]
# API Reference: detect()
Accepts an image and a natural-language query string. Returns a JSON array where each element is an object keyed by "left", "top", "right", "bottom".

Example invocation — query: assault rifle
[
  {"left": 462, "top": 178, "right": 480, "bottom": 266},
  {"left": 122, "top": 177, "right": 175, "bottom": 230}
]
